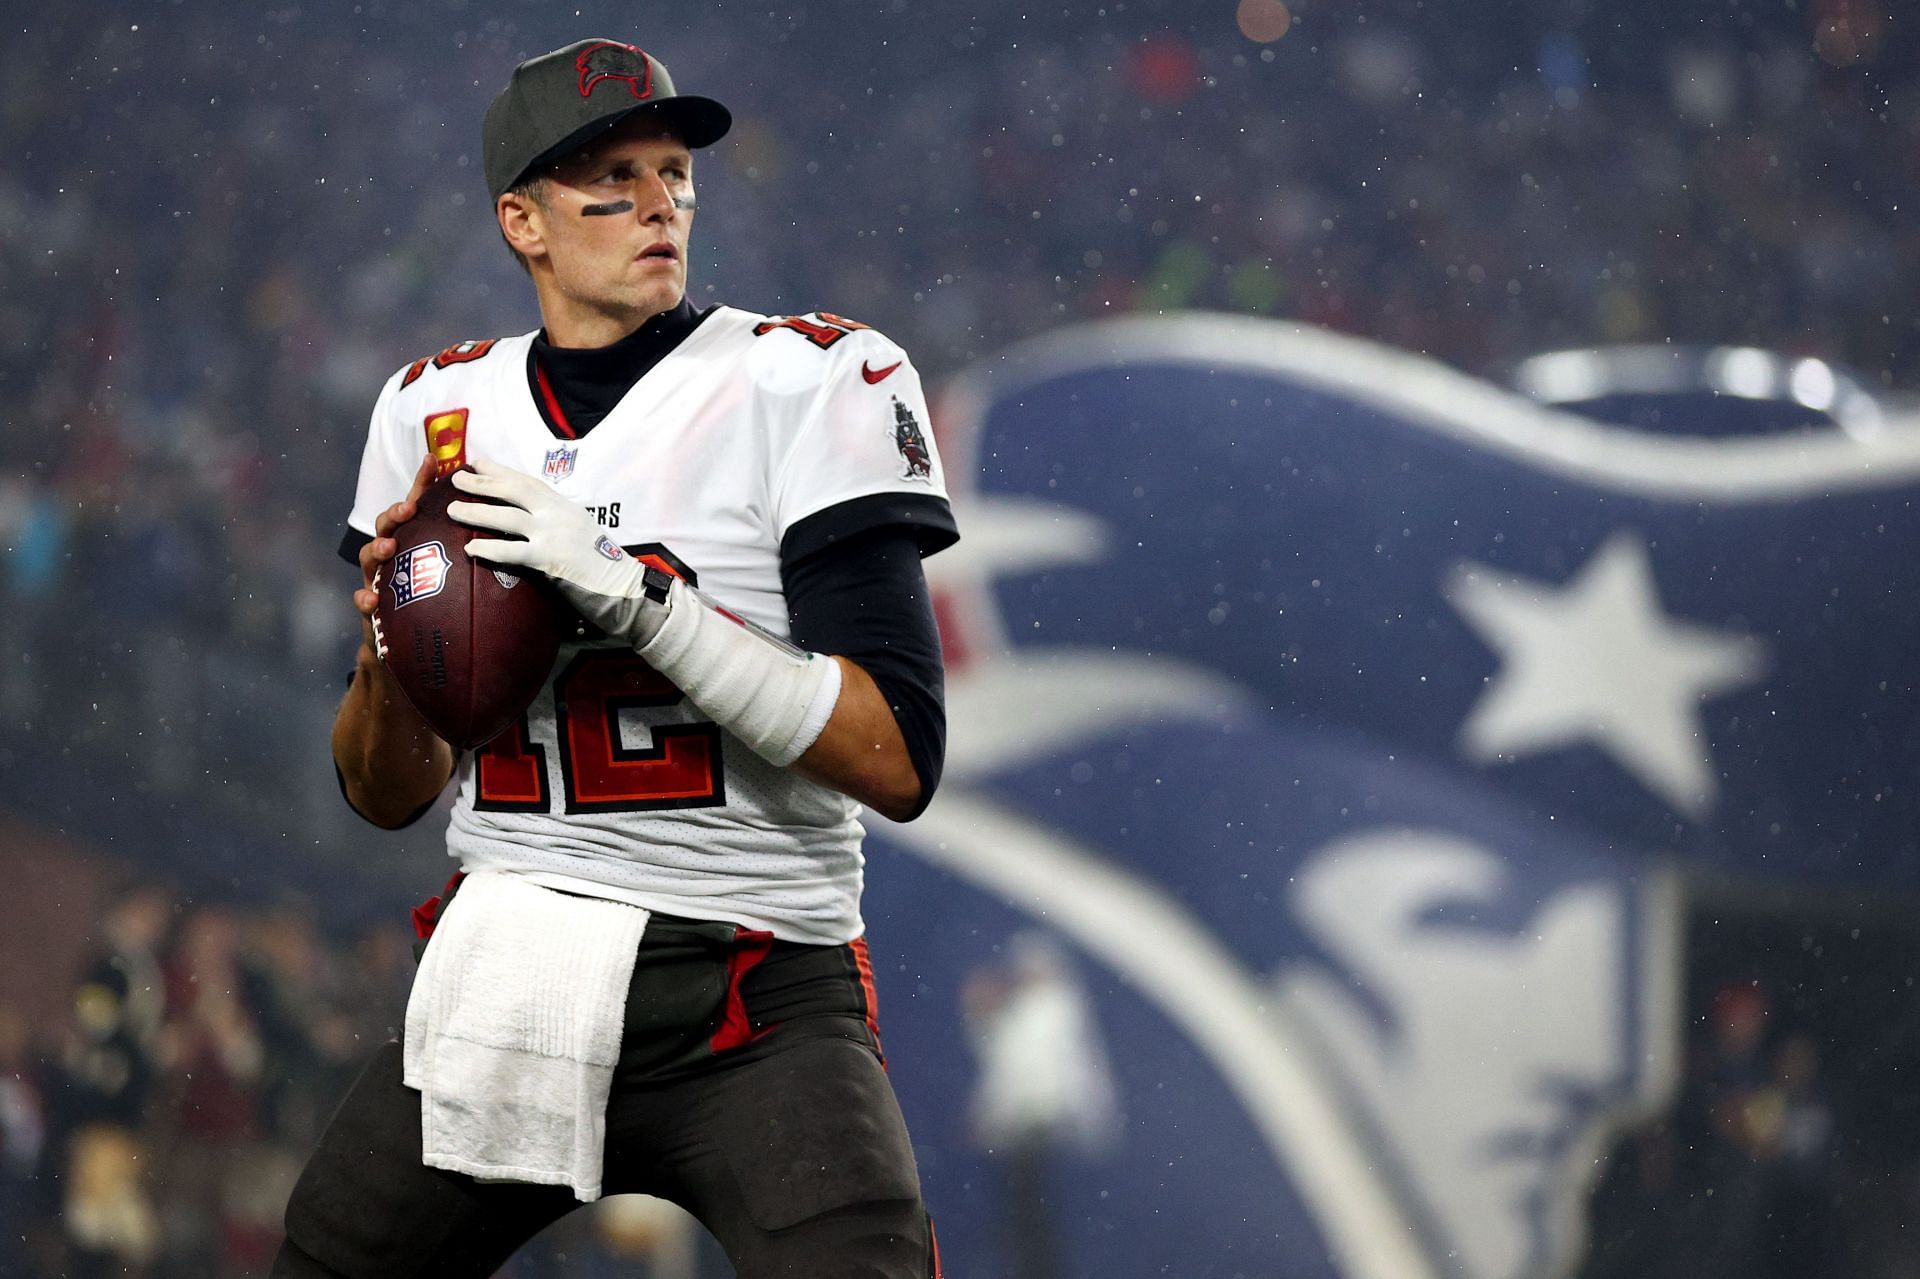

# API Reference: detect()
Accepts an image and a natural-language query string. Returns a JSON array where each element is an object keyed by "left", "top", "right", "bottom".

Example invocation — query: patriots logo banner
[
  {"left": 389, "top": 541, "right": 449, "bottom": 608},
  {"left": 857, "top": 315, "right": 1920, "bottom": 1279}
]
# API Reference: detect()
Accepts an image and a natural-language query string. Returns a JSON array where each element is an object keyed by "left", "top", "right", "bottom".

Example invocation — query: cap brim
[{"left": 517, "top": 96, "right": 732, "bottom": 187}]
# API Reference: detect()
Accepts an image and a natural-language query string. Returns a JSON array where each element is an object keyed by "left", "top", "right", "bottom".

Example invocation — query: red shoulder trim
[{"left": 399, "top": 338, "right": 501, "bottom": 389}]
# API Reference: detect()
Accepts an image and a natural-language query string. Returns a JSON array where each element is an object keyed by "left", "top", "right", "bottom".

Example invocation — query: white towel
[{"left": 402, "top": 870, "right": 648, "bottom": 1201}]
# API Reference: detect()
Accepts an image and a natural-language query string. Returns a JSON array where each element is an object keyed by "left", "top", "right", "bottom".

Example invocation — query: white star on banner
[{"left": 1443, "top": 530, "right": 1766, "bottom": 818}]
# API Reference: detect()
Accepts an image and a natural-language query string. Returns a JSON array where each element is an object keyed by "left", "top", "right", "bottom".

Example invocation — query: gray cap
[{"left": 482, "top": 39, "right": 732, "bottom": 201}]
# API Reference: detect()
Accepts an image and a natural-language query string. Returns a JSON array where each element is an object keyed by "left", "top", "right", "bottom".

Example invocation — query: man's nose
[{"left": 634, "top": 172, "right": 674, "bottom": 221}]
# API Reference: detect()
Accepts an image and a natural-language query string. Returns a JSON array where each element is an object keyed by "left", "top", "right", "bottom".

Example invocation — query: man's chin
[
  {"left": 626, "top": 279, "right": 686, "bottom": 319},
  {"left": 565, "top": 274, "right": 683, "bottom": 318}
]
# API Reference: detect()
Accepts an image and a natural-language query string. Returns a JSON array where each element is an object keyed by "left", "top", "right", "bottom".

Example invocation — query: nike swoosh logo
[{"left": 861, "top": 360, "right": 902, "bottom": 384}]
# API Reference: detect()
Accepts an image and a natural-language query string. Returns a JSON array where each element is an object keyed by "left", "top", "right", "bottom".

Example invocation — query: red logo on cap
[{"left": 575, "top": 42, "right": 654, "bottom": 100}]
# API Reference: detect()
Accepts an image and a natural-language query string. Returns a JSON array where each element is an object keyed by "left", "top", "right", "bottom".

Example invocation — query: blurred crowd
[
  {"left": 1578, "top": 907, "right": 1920, "bottom": 1279},
  {"left": 0, "top": 884, "right": 414, "bottom": 1277},
  {"left": 0, "top": 880, "right": 719, "bottom": 1278},
  {"left": 1582, "top": 980, "right": 1845, "bottom": 1279}
]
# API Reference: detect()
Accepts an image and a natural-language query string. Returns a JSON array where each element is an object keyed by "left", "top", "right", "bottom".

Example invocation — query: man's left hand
[{"left": 449, "top": 458, "right": 666, "bottom": 646}]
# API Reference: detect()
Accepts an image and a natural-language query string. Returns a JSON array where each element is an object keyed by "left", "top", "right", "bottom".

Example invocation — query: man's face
[{"left": 507, "top": 116, "right": 695, "bottom": 334}]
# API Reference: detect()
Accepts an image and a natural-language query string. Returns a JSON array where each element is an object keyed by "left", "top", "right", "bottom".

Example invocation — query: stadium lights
[{"left": 1511, "top": 344, "right": 1886, "bottom": 441}]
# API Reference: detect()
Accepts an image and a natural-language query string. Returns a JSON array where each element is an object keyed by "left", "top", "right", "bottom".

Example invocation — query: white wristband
[{"left": 636, "top": 579, "right": 844, "bottom": 767}]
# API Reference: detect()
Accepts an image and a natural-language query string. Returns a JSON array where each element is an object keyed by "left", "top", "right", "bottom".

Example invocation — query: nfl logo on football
[
  {"left": 544, "top": 446, "right": 577, "bottom": 483},
  {"left": 390, "top": 541, "right": 450, "bottom": 608}
]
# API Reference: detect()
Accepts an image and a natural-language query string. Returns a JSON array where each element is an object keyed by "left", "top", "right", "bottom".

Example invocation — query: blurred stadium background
[{"left": 5, "top": 0, "right": 1919, "bottom": 1275}]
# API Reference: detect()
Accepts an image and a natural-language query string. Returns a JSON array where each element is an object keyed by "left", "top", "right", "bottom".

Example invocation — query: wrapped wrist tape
[{"left": 632, "top": 573, "right": 843, "bottom": 767}]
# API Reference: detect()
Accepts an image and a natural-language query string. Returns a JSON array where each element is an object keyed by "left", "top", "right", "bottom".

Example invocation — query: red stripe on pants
[
  {"left": 708, "top": 928, "right": 776, "bottom": 1053},
  {"left": 849, "top": 936, "right": 886, "bottom": 1067}
]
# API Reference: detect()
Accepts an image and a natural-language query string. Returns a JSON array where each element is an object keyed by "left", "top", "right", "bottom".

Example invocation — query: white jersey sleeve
[
  {"left": 769, "top": 318, "right": 953, "bottom": 555},
  {"left": 345, "top": 365, "right": 423, "bottom": 540}
]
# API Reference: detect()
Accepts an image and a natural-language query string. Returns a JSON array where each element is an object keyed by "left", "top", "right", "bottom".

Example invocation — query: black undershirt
[
  {"left": 340, "top": 300, "right": 956, "bottom": 818},
  {"left": 526, "top": 296, "right": 712, "bottom": 439}
]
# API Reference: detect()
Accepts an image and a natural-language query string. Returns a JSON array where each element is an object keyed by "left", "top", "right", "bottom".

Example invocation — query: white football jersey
[{"left": 345, "top": 306, "right": 954, "bottom": 944}]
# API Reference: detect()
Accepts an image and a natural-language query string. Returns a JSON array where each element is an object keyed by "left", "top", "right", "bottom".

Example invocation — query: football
[{"left": 371, "top": 472, "right": 563, "bottom": 749}]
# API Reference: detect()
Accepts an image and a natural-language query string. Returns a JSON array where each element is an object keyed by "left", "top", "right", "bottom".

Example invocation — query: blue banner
[{"left": 861, "top": 316, "right": 1920, "bottom": 1279}]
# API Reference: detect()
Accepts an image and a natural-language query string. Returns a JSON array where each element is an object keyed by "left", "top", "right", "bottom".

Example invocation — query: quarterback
[{"left": 274, "top": 38, "right": 954, "bottom": 1278}]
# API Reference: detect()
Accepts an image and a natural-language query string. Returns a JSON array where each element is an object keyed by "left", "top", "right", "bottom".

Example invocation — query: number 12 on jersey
[
  {"left": 473, "top": 547, "right": 725, "bottom": 813},
  {"left": 474, "top": 650, "right": 725, "bottom": 813}
]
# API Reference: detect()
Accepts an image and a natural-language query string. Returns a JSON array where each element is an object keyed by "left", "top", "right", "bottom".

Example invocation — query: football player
[{"left": 274, "top": 38, "right": 953, "bottom": 1279}]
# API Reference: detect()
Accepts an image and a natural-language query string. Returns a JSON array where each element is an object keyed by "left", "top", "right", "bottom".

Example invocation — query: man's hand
[
  {"left": 353, "top": 453, "right": 440, "bottom": 640},
  {"left": 334, "top": 451, "right": 455, "bottom": 828},
  {"left": 449, "top": 457, "right": 669, "bottom": 648}
]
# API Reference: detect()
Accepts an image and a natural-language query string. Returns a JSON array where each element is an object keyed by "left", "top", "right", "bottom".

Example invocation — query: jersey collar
[{"left": 527, "top": 297, "right": 713, "bottom": 440}]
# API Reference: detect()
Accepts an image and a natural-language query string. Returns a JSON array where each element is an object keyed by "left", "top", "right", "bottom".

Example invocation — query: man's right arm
[{"left": 332, "top": 454, "right": 457, "bottom": 828}]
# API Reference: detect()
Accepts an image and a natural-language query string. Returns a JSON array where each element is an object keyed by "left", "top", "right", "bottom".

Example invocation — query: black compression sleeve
[{"left": 782, "top": 529, "right": 946, "bottom": 819}]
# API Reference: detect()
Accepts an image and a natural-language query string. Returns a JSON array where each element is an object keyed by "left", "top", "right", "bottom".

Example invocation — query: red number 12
[{"left": 473, "top": 548, "right": 725, "bottom": 813}]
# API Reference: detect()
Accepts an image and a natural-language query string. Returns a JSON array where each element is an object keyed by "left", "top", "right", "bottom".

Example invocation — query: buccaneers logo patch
[
  {"left": 575, "top": 42, "right": 653, "bottom": 100},
  {"left": 890, "top": 397, "right": 933, "bottom": 483}
]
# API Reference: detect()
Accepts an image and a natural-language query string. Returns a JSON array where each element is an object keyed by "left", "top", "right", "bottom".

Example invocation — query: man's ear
[{"left": 498, "top": 191, "right": 548, "bottom": 263}]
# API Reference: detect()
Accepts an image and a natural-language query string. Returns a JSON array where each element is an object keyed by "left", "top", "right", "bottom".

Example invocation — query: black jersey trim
[
  {"left": 340, "top": 526, "right": 372, "bottom": 568},
  {"left": 781, "top": 492, "right": 959, "bottom": 565}
]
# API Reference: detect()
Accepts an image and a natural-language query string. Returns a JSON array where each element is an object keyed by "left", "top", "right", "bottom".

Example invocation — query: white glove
[
  {"left": 449, "top": 458, "right": 670, "bottom": 648},
  {"left": 456, "top": 453, "right": 848, "bottom": 760},
  {"left": 450, "top": 457, "right": 843, "bottom": 767}
]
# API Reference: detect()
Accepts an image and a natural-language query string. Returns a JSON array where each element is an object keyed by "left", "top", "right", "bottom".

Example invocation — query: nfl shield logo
[
  {"left": 389, "top": 541, "right": 449, "bottom": 608},
  {"left": 544, "top": 446, "right": 577, "bottom": 482}
]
